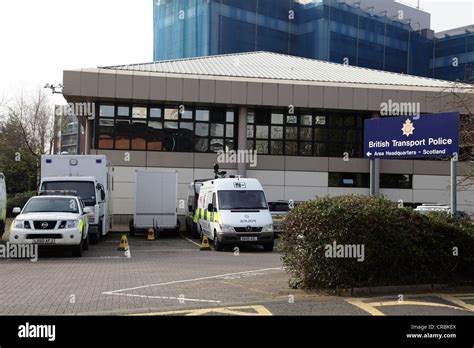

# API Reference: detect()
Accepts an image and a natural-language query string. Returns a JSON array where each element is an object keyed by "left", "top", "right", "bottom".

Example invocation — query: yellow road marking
[
  {"left": 130, "top": 305, "right": 272, "bottom": 316},
  {"left": 345, "top": 299, "right": 385, "bottom": 316},
  {"left": 346, "top": 293, "right": 474, "bottom": 316},
  {"left": 436, "top": 293, "right": 474, "bottom": 311}
]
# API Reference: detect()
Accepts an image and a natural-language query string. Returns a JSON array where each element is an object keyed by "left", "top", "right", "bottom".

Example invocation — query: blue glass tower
[{"left": 153, "top": 0, "right": 474, "bottom": 82}]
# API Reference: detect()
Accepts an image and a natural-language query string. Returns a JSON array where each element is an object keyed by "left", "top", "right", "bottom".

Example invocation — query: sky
[{"left": 0, "top": 0, "right": 472, "bottom": 109}]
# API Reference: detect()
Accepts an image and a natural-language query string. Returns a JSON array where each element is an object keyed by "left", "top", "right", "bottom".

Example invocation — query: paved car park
[{"left": 1, "top": 224, "right": 474, "bottom": 316}]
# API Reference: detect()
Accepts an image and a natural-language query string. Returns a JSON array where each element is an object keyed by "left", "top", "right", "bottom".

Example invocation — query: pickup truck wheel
[
  {"left": 213, "top": 232, "right": 223, "bottom": 252},
  {"left": 72, "top": 239, "right": 83, "bottom": 257}
]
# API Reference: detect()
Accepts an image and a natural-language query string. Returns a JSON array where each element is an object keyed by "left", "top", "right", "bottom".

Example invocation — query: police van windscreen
[
  {"left": 42, "top": 181, "right": 96, "bottom": 206},
  {"left": 218, "top": 191, "right": 268, "bottom": 210}
]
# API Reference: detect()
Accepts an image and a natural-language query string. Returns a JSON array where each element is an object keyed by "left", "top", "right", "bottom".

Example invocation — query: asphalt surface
[{"left": 1, "top": 228, "right": 474, "bottom": 316}]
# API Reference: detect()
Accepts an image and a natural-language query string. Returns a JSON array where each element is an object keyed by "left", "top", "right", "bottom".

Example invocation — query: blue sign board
[{"left": 364, "top": 112, "right": 460, "bottom": 159}]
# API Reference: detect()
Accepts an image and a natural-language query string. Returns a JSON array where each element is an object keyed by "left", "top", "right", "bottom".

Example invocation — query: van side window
[{"left": 212, "top": 193, "right": 217, "bottom": 211}]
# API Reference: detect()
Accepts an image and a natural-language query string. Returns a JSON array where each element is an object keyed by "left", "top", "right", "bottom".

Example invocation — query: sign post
[
  {"left": 451, "top": 154, "right": 457, "bottom": 216},
  {"left": 364, "top": 112, "right": 460, "bottom": 209}
]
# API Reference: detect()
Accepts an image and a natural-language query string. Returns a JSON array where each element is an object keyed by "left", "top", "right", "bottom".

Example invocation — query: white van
[
  {"left": 40, "top": 155, "right": 113, "bottom": 243},
  {"left": 197, "top": 177, "right": 274, "bottom": 251},
  {"left": 0, "top": 173, "right": 6, "bottom": 236}
]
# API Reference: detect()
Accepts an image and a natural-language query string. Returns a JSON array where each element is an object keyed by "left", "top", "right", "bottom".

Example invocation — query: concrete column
[
  {"left": 84, "top": 119, "right": 92, "bottom": 155},
  {"left": 237, "top": 106, "right": 248, "bottom": 177}
]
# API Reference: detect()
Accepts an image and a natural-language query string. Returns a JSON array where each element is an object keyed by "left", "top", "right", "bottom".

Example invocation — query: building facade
[
  {"left": 63, "top": 52, "right": 474, "bottom": 223},
  {"left": 153, "top": 0, "right": 474, "bottom": 82}
]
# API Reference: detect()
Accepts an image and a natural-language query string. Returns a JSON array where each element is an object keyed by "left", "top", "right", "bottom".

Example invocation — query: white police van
[{"left": 196, "top": 177, "right": 274, "bottom": 251}]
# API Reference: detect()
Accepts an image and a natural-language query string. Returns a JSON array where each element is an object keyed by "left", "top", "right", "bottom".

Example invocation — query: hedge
[
  {"left": 6, "top": 191, "right": 36, "bottom": 218},
  {"left": 279, "top": 195, "right": 474, "bottom": 290}
]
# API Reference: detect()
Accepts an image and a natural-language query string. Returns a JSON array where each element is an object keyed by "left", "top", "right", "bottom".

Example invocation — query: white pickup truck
[{"left": 9, "top": 195, "right": 90, "bottom": 257}]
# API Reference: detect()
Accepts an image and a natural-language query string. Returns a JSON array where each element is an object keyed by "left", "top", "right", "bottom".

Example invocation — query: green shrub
[
  {"left": 280, "top": 195, "right": 474, "bottom": 290},
  {"left": 6, "top": 191, "right": 36, "bottom": 217}
]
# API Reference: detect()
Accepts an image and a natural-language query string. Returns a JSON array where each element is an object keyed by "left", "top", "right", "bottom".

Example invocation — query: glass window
[
  {"left": 314, "top": 128, "right": 328, "bottom": 142},
  {"left": 98, "top": 118, "right": 114, "bottom": 149},
  {"left": 225, "top": 139, "right": 235, "bottom": 151},
  {"left": 180, "top": 122, "right": 193, "bottom": 131},
  {"left": 195, "top": 138, "right": 209, "bottom": 152},
  {"left": 99, "top": 105, "right": 114, "bottom": 118},
  {"left": 300, "top": 127, "right": 312, "bottom": 141},
  {"left": 300, "top": 142, "right": 312, "bottom": 156},
  {"left": 195, "top": 123, "right": 209, "bottom": 137},
  {"left": 286, "top": 127, "right": 298, "bottom": 140},
  {"left": 211, "top": 124, "right": 224, "bottom": 137},
  {"left": 247, "top": 112, "right": 255, "bottom": 124},
  {"left": 164, "top": 121, "right": 178, "bottom": 129},
  {"left": 256, "top": 126, "right": 269, "bottom": 139},
  {"left": 314, "top": 143, "right": 328, "bottom": 157},
  {"left": 117, "top": 106, "right": 130, "bottom": 117},
  {"left": 286, "top": 142, "right": 297, "bottom": 155},
  {"left": 226, "top": 111, "right": 235, "bottom": 123},
  {"left": 271, "top": 113, "right": 284, "bottom": 124},
  {"left": 210, "top": 138, "right": 224, "bottom": 152},
  {"left": 247, "top": 140, "right": 254, "bottom": 150},
  {"left": 115, "top": 119, "right": 130, "bottom": 149},
  {"left": 147, "top": 121, "right": 162, "bottom": 151},
  {"left": 329, "top": 173, "right": 370, "bottom": 188},
  {"left": 132, "top": 107, "right": 147, "bottom": 119},
  {"left": 211, "top": 109, "right": 226, "bottom": 123},
  {"left": 150, "top": 108, "right": 162, "bottom": 118},
  {"left": 181, "top": 109, "right": 193, "bottom": 120},
  {"left": 196, "top": 110, "right": 209, "bottom": 121},
  {"left": 380, "top": 174, "right": 412, "bottom": 189},
  {"left": 226, "top": 124, "right": 234, "bottom": 138},
  {"left": 271, "top": 126, "right": 283, "bottom": 140},
  {"left": 286, "top": 115, "right": 297, "bottom": 124},
  {"left": 301, "top": 115, "right": 313, "bottom": 126},
  {"left": 165, "top": 108, "right": 179, "bottom": 120},
  {"left": 270, "top": 141, "right": 283, "bottom": 155},
  {"left": 256, "top": 140, "right": 269, "bottom": 154},
  {"left": 247, "top": 125, "right": 254, "bottom": 138},
  {"left": 315, "top": 116, "right": 326, "bottom": 125}
]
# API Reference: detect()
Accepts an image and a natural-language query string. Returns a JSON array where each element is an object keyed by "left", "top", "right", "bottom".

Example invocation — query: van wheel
[
  {"left": 263, "top": 242, "right": 274, "bottom": 252},
  {"left": 72, "top": 239, "right": 83, "bottom": 257},
  {"left": 214, "top": 232, "right": 223, "bottom": 252},
  {"left": 83, "top": 233, "right": 89, "bottom": 251},
  {"left": 129, "top": 219, "right": 135, "bottom": 236}
]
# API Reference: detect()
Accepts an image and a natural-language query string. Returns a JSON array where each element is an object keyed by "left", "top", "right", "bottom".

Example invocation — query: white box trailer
[
  {"left": 131, "top": 170, "right": 179, "bottom": 234},
  {"left": 40, "top": 155, "right": 113, "bottom": 242},
  {"left": 0, "top": 173, "right": 6, "bottom": 236}
]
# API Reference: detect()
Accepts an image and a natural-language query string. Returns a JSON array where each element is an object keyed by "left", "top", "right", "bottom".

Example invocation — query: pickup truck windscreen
[
  {"left": 23, "top": 197, "right": 79, "bottom": 214},
  {"left": 42, "top": 181, "right": 96, "bottom": 206}
]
